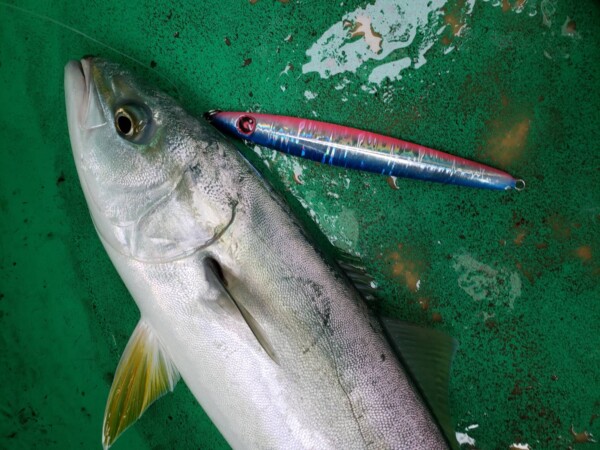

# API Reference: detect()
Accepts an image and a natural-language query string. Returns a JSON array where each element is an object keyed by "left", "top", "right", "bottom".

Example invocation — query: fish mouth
[
  {"left": 65, "top": 57, "right": 112, "bottom": 245},
  {"left": 65, "top": 58, "right": 88, "bottom": 129},
  {"left": 65, "top": 57, "right": 107, "bottom": 133}
]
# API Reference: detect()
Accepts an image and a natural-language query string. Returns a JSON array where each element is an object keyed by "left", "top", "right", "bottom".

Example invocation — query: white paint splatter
[
  {"left": 561, "top": 16, "right": 580, "bottom": 39},
  {"left": 381, "top": 87, "right": 395, "bottom": 104},
  {"left": 349, "top": 15, "right": 383, "bottom": 54},
  {"left": 541, "top": 0, "right": 557, "bottom": 27},
  {"left": 360, "top": 84, "right": 378, "bottom": 94},
  {"left": 452, "top": 253, "right": 522, "bottom": 309},
  {"left": 303, "top": 0, "right": 548, "bottom": 87},
  {"left": 368, "top": 57, "right": 412, "bottom": 84},
  {"left": 510, "top": 444, "right": 532, "bottom": 450},
  {"left": 484, "top": 0, "right": 538, "bottom": 16},
  {"left": 456, "top": 432, "right": 476, "bottom": 446},
  {"left": 528, "top": 3, "right": 538, "bottom": 17},
  {"left": 465, "top": 0, "right": 477, "bottom": 14},
  {"left": 302, "top": 0, "right": 447, "bottom": 84},
  {"left": 280, "top": 63, "right": 293, "bottom": 76},
  {"left": 304, "top": 90, "right": 318, "bottom": 100},
  {"left": 252, "top": 145, "right": 264, "bottom": 157},
  {"left": 482, "top": 311, "right": 496, "bottom": 322},
  {"left": 334, "top": 77, "right": 352, "bottom": 90},
  {"left": 466, "top": 423, "right": 479, "bottom": 431},
  {"left": 414, "top": 41, "right": 435, "bottom": 69},
  {"left": 291, "top": 159, "right": 305, "bottom": 185}
]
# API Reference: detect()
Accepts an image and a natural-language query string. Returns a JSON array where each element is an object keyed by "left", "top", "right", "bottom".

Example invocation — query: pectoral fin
[
  {"left": 381, "top": 318, "right": 460, "bottom": 450},
  {"left": 103, "top": 320, "right": 180, "bottom": 450},
  {"left": 204, "top": 257, "right": 279, "bottom": 364}
]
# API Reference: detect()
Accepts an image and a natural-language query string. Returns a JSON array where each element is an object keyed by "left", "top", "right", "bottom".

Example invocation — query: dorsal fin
[
  {"left": 380, "top": 317, "right": 460, "bottom": 450},
  {"left": 336, "top": 252, "right": 379, "bottom": 301},
  {"left": 204, "top": 257, "right": 279, "bottom": 364},
  {"left": 103, "top": 320, "right": 180, "bottom": 449}
]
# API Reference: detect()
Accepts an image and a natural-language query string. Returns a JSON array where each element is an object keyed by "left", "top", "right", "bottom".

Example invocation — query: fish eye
[
  {"left": 115, "top": 109, "right": 134, "bottom": 137},
  {"left": 113, "top": 102, "right": 155, "bottom": 144}
]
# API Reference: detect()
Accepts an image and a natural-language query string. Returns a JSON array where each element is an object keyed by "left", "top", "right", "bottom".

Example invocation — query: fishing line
[{"left": 0, "top": 1, "right": 181, "bottom": 97}]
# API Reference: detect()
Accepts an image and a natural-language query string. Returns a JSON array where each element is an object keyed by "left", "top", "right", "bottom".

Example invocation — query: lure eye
[
  {"left": 236, "top": 115, "right": 256, "bottom": 136},
  {"left": 114, "top": 102, "right": 155, "bottom": 144}
]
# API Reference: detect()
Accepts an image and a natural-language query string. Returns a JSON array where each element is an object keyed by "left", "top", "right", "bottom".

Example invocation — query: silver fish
[{"left": 65, "top": 57, "right": 458, "bottom": 450}]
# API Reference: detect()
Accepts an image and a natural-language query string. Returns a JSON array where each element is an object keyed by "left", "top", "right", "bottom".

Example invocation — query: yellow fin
[{"left": 102, "top": 320, "right": 180, "bottom": 449}]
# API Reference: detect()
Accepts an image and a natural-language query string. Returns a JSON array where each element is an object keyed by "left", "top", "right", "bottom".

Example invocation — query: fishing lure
[{"left": 206, "top": 111, "right": 525, "bottom": 191}]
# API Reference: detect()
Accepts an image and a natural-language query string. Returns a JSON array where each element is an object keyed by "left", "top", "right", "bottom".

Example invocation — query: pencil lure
[{"left": 206, "top": 111, "right": 524, "bottom": 191}]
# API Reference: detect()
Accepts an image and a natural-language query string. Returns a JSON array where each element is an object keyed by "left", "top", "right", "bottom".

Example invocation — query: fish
[
  {"left": 206, "top": 111, "right": 525, "bottom": 191},
  {"left": 65, "top": 56, "right": 459, "bottom": 450}
]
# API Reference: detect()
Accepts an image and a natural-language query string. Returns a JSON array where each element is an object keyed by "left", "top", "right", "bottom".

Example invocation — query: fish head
[{"left": 65, "top": 57, "right": 238, "bottom": 262}]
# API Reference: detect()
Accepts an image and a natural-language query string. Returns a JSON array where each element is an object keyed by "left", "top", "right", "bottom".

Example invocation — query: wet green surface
[{"left": 1, "top": 1, "right": 599, "bottom": 449}]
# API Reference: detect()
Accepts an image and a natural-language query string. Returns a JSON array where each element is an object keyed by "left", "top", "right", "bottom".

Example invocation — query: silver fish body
[{"left": 65, "top": 57, "right": 451, "bottom": 449}]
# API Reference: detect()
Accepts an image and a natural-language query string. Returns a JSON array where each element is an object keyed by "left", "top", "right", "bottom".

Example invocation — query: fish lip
[
  {"left": 65, "top": 57, "right": 100, "bottom": 208},
  {"left": 65, "top": 56, "right": 106, "bottom": 133},
  {"left": 64, "top": 58, "right": 90, "bottom": 130},
  {"left": 78, "top": 57, "right": 93, "bottom": 128},
  {"left": 80, "top": 57, "right": 92, "bottom": 98}
]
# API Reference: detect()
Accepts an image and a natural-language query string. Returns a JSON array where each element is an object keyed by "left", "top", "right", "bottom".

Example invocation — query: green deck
[{"left": 1, "top": 1, "right": 599, "bottom": 448}]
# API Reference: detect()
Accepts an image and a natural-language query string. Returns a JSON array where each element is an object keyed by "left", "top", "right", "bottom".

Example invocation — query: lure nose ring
[
  {"left": 204, "top": 109, "right": 222, "bottom": 121},
  {"left": 514, "top": 179, "right": 526, "bottom": 191}
]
